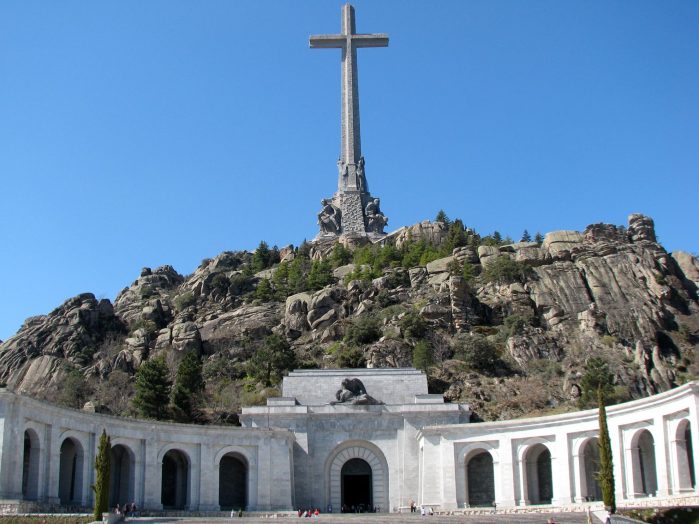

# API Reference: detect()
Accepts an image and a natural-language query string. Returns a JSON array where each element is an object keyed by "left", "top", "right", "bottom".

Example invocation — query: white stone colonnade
[{"left": 418, "top": 382, "right": 699, "bottom": 510}]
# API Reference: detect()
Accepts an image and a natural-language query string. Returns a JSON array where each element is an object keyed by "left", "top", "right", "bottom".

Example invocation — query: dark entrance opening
[
  {"left": 341, "top": 458, "right": 372, "bottom": 512},
  {"left": 219, "top": 453, "right": 247, "bottom": 511},
  {"left": 161, "top": 450, "right": 188, "bottom": 509}
]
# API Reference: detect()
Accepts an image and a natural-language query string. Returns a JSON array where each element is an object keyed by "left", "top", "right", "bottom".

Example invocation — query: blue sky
[{"left": 1, "top": 1, "right": 697, "bottom": 341}]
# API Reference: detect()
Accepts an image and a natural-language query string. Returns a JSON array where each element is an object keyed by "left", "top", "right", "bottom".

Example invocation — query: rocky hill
[{"left": 1, "top": 213, "right": 698, "bottom": 422}]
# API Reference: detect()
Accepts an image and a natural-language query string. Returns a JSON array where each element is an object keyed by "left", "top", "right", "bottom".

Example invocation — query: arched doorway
[
  {"left": 22, "top": 429, "right": 40, "bottom": 500},
  {"left": 59, "top": 438, "right": 84, "bottom": 506},
  {"left": 219, "top": 453, "right": 247, "bottom": 511},
  {"left": 327, "top": 443, "right": 388, "bottom": 513},
  {"left": 161, "top": 449, "right": 189, "bottom": 509},
  {"left": 674, "top": 420, "right": 695, "bottom": 492},
  {"left": 341, "top": 458, "right": 372, "bottom": 512},
  {"left": 110, "top": 445, "right": 135, "bottom": 507},
  {"left": 525, "top": 444, "right": 553, "bottom": 504},
  {"left": 581, "top": 438, "right": 602, "bottom": 501},
  {"left": 466, "top": 451, "right": 495, "bottom": 506},
  {"left": 632, "top": 430, "right": 657, "bottom": 496}
]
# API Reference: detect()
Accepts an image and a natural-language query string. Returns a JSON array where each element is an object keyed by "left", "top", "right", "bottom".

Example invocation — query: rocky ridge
[{"left": 0, "top": 213, "right": 697, "bottom": 421}]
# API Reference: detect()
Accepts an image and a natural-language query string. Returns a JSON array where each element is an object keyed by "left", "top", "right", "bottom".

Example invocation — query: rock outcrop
[{"left": 0, "top": 213, "right": 697, "bottom": 421}]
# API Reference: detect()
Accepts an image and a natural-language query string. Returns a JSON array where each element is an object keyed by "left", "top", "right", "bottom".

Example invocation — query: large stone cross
[{"left": 311, "top": 4, "right": 389, "bottom": 238}]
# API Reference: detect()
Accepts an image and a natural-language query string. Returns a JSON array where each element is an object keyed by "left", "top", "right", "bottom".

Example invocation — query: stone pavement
[{"left": 123, "top": 511, "right": 595, "bottom": 523}]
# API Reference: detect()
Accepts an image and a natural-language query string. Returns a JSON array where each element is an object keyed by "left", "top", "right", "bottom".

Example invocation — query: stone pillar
[
  {"left": 654, "top": 415, "right": 671, "bottom": 497},
  {"left": 81, "top": 431, "right": 96, "bottom": 507},
  {"left": 269, "top": 437, "right": 294, "bottom": 510},
  {"left": 610, "top": 421, "right": 627, "bottom": 502},
  {"left": 553, "top": 434, "right": 574, "bottom": 505},
  {"left": 571, "top": 441, "right": 585, "bottom": 503},
  {"left": 143, "top": 438, "right": 162, "bottom": 510},
  {"left": 189, "top": 443, "right": 201, "bottom": 510},
  {"left": 134, "top": 439, "right": 146, "bottom": 509},
  {"left": 198, "top": 443, "right": 218, "bottom": 511},
  {"left": 420, "top": 435, "right": 442, "bottom": 505},
  {"left": 497, "top": 437, "right": 517, "bottom": 508},
  {"left": 0, "top": 396, "right": 23, "bottom": 499},
  {"left": 256, "top": 437, "right": 272, "bottom": 510},
  {"left": 439, "top": 440, "right": 458, "bottom": 510},
  {"left": 46, "top": 425, "right": 62, "bottom": 505},
  {"left": 691, "top": 396, "right": 699, "bottom": 495}
]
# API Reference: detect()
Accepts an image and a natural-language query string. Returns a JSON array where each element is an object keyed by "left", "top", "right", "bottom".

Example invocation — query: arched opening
[
  {"left": 219, "top": 453, "right": 247, "bottom": 511},
  {"left": 110, "top": 445, "right": 135, "bottom": 507},
  {"left": 633, "top": 430, "right": 657, "bottom": 496},
  {"left": 22, "top": 429, "right": 40, "bottom": 500},
  {"left": 466, "top": 451, "right": 495, "bottom": 506},
  {"left": 341, "top": 458, "right": 372, "bottom": 512},
  {"left": 525, "top": 444, "right": 553, "bottom": 504},
  {"left": 674, "top": 420, "right": 696, "bottom": 492},
  {"left": 59, "top": 438, "right": 84, "bottom": 506},
  {"left": 582, "top": 438, "right": 602, "bottom": 501},
  {"left": 327, "top": 443, "right": 388, "bottom": 513},
  {"left": 161, "top": 449, "right": 189, "bottom": 510}
]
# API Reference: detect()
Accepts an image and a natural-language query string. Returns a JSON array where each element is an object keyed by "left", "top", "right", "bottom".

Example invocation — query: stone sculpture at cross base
[{"left": 311, "top": 3, "right": 389, "bottom": 242}]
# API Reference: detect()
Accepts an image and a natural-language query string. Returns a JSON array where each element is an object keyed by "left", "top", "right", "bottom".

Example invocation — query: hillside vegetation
[{"left": 0, "top": 213, "right": 697, "bottom": 423}]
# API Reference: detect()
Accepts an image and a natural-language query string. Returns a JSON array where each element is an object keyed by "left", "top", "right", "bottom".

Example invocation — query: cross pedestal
[{"left": 311, "top": 3, "right": 389, "bottom": 241}]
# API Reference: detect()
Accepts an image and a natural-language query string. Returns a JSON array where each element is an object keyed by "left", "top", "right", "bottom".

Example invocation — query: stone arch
[
  {"left": 218, "top": 452, "right": 248, "bottom": 511},
  {"left": 161, "top": 448, "right": 190, "bottom": 509},
  {"left": 577, "top": 437, "right": 602, "bottom": 501},
  {"left": 466, "top": 449, "right": 495, "bottom": 507},
  {"left": 673, "top": 419, "right": 695, "bottom": 492},
  {"left": 523, "top": 443, "right": 553, "bottom": 504},
  {"left": 455, "top": 443, "right": 499, "bottom": 509},
  {"left": 630, "top": 429, "right": 657, "bottom": 497},
  {"left": 22, "top": 428, "right": 41, "bottom": 500},
  {"left": 109, "top": 444, "right": 136, "bottom": 507},
  {"left": 326, "top": 441, "right": 388, "bottom": 513},
  {"left": 59, "top": 437, "right": 84, "bottom": 506}
]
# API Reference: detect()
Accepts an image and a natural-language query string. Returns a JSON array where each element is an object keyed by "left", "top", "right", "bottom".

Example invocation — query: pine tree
[
  {"left": 249, "top": 334, "right": 297, "bottom": 386},
  {"left": 597, "top": 387, "right": 616, "bottom": 513},
  {"left": 252, "top": 241, "right": 272, "bottom": 271},
  {"left": 330, "top": 243, "right": 352, "bottom": 268},
  {"left": 435, "top": 209, "right": 450, "bottom": 224},
  {"left": 492, "top": 231, "right": 503, "bottom": 244},
  {"left": 171, "top": 352, "right": 204, "bottom": 422},
  {"left": 534, "top": 232, "right": 544, "bottom": 244},
  {"left": 92, "top": 430, "right": 111, "bottom": 520},
  {"left": 132, "top": 356, "right": 171, "bottom": 420},
  {"left": 255, "top": 278, "right": 274, "bottom": 301},
  {"left": 307, "top": 259, "right": 333, "bottom": 290},
  {"left": 521, "top": 230, "right": 532, "bottom": 242}
]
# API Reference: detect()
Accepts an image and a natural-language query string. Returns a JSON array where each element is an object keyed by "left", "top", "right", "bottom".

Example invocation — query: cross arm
[
  {"left": 352, "top": 34, "right": 389, "bottom": 48},
  {"left": 309, "top": 34, "right": 346, "bottom": 48}
]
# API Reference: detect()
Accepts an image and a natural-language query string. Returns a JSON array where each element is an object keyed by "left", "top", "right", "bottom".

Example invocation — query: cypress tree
[
  {"left": 132, "top": 356, "right": 171, "bottom": 420},
  {"left": 597, "top": 387, "right": 616, "bottom": 513},
  {"left": 93, "top": 430, "right": 111, "bottom": 520}
]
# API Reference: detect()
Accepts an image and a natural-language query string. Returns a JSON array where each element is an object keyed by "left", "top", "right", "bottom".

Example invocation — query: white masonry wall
[{"left": 0, "top": 390, "right": 294, "bottom": 511}]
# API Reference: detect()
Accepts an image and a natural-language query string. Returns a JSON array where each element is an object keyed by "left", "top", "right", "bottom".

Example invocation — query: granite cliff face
[{"left": 1, "top": 214, "right": 697, "bottom": 421}]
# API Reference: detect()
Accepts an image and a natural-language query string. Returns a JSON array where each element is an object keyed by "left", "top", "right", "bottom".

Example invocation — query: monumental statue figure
[
  {"left": 331, "top": 377, "right": 382, "bottom": 405},
  {"left": 311, "top": 4, "right": 389, "bottom": 239}
]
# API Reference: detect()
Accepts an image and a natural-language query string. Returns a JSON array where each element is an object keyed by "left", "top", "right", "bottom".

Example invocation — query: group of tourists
[
  {"left": 113, "top": 502, "right": 137, "bottom": 519},
  {"left": 297, "top": 507, "right": 322, "bottom": 517}
]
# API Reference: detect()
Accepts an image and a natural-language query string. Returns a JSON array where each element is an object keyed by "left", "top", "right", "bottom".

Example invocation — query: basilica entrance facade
[{"left": 326, "top": 441, "right": 388, "bottom": 512}]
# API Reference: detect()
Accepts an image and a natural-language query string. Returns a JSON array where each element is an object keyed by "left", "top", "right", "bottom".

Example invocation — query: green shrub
[
  {"left": 174, "top": 291, "right": 196, "bottom": 311},
  {"left": 412, "top": 340, "right": 433, "bottom": 371},
  {"left": 502, "top": 315, "right": 527, "bottom": 338},
  {"left": 482, "top": 256, "right": 534, "bottom": 284},
  {"left": 344, "top": 315, "right": 382, "bottom": 346},
  {"left": 452, "top": 334, "right": 502, "bottom": 374},
  {"left": 335, "top": 345, "right": 365, "bottom": 368},
  {"left": 247, "top": 334, "right": 296, "bottom": 386},
  {"left": 210, "top": 273, "right": 230, "bottom": 293},
  {"left": 400, "top": 311, "right": 427, "bottom": 340}
]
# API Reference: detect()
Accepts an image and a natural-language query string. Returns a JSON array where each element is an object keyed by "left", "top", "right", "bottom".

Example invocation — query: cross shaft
[{"left": 310, "top": 3, "right": 388, "bottom": 192}]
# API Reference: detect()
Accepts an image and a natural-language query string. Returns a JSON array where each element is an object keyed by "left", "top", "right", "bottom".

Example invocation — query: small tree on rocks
[
  {"left": 133, "top": 356, "right": 171, "bottom": 420},
  {"left": 171, "top": 352, "right": 205, "bottom": 422}
]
